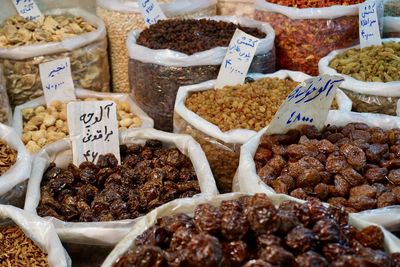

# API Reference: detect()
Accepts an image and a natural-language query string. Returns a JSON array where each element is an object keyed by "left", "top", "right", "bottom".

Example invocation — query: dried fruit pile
[
  {"left": 254, "top": 123, "right": 400, "bottom": 213},
  {"left": 113, "top": 193, "right": 400, "bottom": 266},
  {"left": 266, "top": 0, "right": 364, "bottom": 8},
  {"left": 329, "top": 42, "right": 400, "bottom": 82},
  {"left": 137, "top": 19, "right": 266, "bottom": 55},
  {"left": 0, "top": 139, "right": 17, "bottom": 176},
  {"left": 0, "top": 225, "right": 49, "bottom": 266},
  {"left": 37, "top": 140, "right": 200, "bottom": 222},
  {"left": 21, "top": 99, "right": 142, "bottom": 153}
]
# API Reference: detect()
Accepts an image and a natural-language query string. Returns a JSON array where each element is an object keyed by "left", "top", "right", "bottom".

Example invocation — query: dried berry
[
  {"left": 194, "top": 204, "right": 221, "bottom": 235},
  {"left": 356, "top": 226, "right": 385, "bottom": 250}
]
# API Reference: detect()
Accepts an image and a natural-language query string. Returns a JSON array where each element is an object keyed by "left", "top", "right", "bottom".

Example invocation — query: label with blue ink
[
  {"left": 359, "top": 0, "right": 382, "bottom": 48},
  {"left": 11, "top": 0, "right": 43, "bottom": 21},
  {"left": 138, "top": 0, "right": 166, "bottom": 26}
]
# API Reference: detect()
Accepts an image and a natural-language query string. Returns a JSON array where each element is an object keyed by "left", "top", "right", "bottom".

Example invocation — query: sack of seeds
[
  {"left": 319, "top": 39, "right": 400, "bottom": 116},
  {"left": 0, "top": 65, "right": 11, "bottom": 124},
  {"left": 217, "top": 0, "right": 254, "bottom": 18},
  {"left": 0, "top": 205, "right": 71, "bottom": 267},
  {"left": 0, "top": 8, "right": 110, "bottom": 107},
  {"left": 0, "top": 123, "right": 31, "bottom": 208},
  {"left": 384, "top": 17, "right": 400, "bottom": 38},
  {"left": 127, "top": 16, "right": 276, "bottom": 132},
  {"left": 96, "top": 0, "right": 217, "bottom": 93},
  {"left": 254, "top": 0, "right": 384, "bottom": 76},
  {"left": 24, "top": 128, "right": 218, "bottom": 246},
  {"left": 12, "top": 88, "right": 154, "bottom": 154},
  {"left": 174, "top": 70, "right": 348, "bottom": 193},
  {"left": 236, "top": 109, "right": 400, "bottom": 231},
  {"left": 102, "top": 192, "right": 400, "bottom": 267}
]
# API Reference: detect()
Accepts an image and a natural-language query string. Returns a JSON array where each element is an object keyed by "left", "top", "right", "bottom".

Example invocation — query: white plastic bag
[
  {"left": 0, "top": 204, "right": 71, "bottom": 267},
  {"left": 235, "top": 109, "right": 400, "bottom": 231},
  {"left": 0, "top": 65, "right": 11, "bottom": 124},
  {"left": 102, "top": 192, "right": 400, "bottom": 266},
  {"left": 217, "top": 0, "right": 254, "bottom": 18},
  {"left": 384, "top": 17, "right": 400, "bottom": 38},
  {"left": 319, "top": 38, "right": 400, "bottom": 116},
  {"left": 0, "top": 8, "right": 110, "bottom": 107},
  {"left": 0, "top": 123, "right": 31, "bottom": 207},
  {"left": 174, "top": 70, "right": 350, "bottom": 192},
  {"left": 24, "top": 128, "right": 218, "bottom": 245}
]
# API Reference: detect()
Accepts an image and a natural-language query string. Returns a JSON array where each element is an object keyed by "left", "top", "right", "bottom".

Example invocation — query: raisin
[
  {"left": 314, "top": 183, "right": 329, "bottom": 200},
  {"left": 287, "top": 144, "right": 310, "bottom": 161},
  {"left": 284, "top": 226, "right": 316, "bottom": 254},
  {"left": 259, "top": 245, "right": 294, "bottom": 266},
  {"left": 113, "top": 245, "right": 166, "bottom": 267},
  {"left": 276, "top": 209, "right": 301, "bottom": 235},
  {"left": 388, "top": 169, "right": 400, "bottom": 185},
  {"left": 241, "top": 260, "right": 272, "bottom": 267},
  {"left": 366, "top": 168, "right": 388, "bottom": 183},
  {"left": 290, "top": 188, "right": 308, "bottom": 200},
  {"left": 245, "top": 196, "right": 278, "bottom": 235},
  {"left": 220, "top": 200, "right": 249, "bottom": 240},
  {"left": 326, "top": 154, "right": 349, "bottom": 174},
  {"left": 294, "top": 251, "right": 328, "bottom": 267},
  {"left": 377, "top": 192, "right": 398, "bottom": 208},
  {"left": 348, "top": 195, "right": 377, "bottom": 211},
  {"left": 312, "top": 218, "right": 341, "bottom": 243},
  {"left": 331, "top": 255, "right": 365, "bottom": 267},
  {"left": 356, "top": 226, "right": 384, "bottom": 250},
  {"left": 340, "top": 144, "right": 366, "bottom": 169},
  {"left": 222, "top": 241, "right": 248, "bottom": 267},
  {"left": 340, "top": 168, "right": 364, "bottom": 187},
  {"left": 193, "top": 204, "right": 221, "bottom": 235},
  {"left": 185, "top": 234, "right": 223, "bottom": 267},
  {"left": 323, "top": 243, "right": 353, "bottom": 262},
  {"left": 254, "top": 148, "right": 273, "bottom": 164},
  {"left": 297, "top": 169, "right": 321, "bottom": 187},
  {"left": 267, "top": 155, "right": 286, "bottom": 173},
  {"left": 366, "top": 143, "right": 389, "bottom": 163},
  {"left": 349, "top": 185, "right": 377, "bottom": 198}
]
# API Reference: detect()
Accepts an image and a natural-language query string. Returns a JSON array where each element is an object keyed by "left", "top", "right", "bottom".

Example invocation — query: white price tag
[
  {"left": 266, "top": 75, "right": 344, "bottom": 135},
  {"left": 215, "top": 29, "right": 260, "bottom": 89},
  {"left": 138, "top": 0, "right": 166, "bottom": 26},
  {"left": 39, "top": 58, "right": 76, "bottom": 107},
  {"left": 11, "top": 0, "right": 43, "bottom": 21},
  {"left": 67, "top": 101, "right": 120, "bottom": 166},
  {"left": 359, "top": 0, "right": 382, "bottom": 48}
]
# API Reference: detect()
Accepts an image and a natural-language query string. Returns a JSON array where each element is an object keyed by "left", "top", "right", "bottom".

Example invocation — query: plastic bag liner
[
  {"left": 96, "top": 0, "right": 217, "bottom": 93},
  {"left": 384, "top": 17, "right": 400, "bottom": 38},
  {"left": 0, "top": 205, "right": 71, "bottom": 267},
  {"left": 234, "top": 109, "right": 400, "bottom": 231},
  {"left": 0, "top": 8, "right": 110, "bottom": 107},
  {"left": 102, "top": 192, "right": 400, "bottom": 266},
  {"left": 12, "top": 88, "right": 155, "bottom": 153},
  {"left": 319, "top": 38, "right": 400, "bottom": 116},
  {"left": 0, "top": 123, "right": 31, "bottom": 208},
  {"left": 0, "top": 65, "right": 11, "bottom": 124},
  {"left": 127, "top": 15, "right": 276, "bottom": 132},
  {"left": 174, "top": 70, "right": 349, "bottom": 193},
  {"left": 24, "top": 128, "right": 218, "bottom": 245},
  {"left": 254, "top": 0, "right": 383, "bottom": 76}
]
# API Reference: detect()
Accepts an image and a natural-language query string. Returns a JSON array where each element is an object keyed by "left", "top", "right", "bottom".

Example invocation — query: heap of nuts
[
  {"left": 0, "top": 225, "right": 49, "bottom": 266},
  {"left": 265, "top": 0, "right": 364, "bottom": 8},
  {"left": 0, "top": 139, "right": 17, "bottom": 176},
  {"left": 113, "top": 193, "right": 400, "bottom": 266},
  {"left": 186, "top": 78, "right": 300, "bottom": 132},
  {"left": 0, "top": 15, "right": 96, "bottom": 48},
  {"left": 37, "top": 140, "right": 200, "bottom": 222},
  {"left": 254, "top": 123, "right": 400, "bottom": 213},
  {"left": 329, "top": 42, "right": 400, "bottom": 82},
  {"left": 21, "top": 99, "right": 142, "bottom": 153},
  {"left": 136, "top": 19, "right": 266, "bottom": 55}
]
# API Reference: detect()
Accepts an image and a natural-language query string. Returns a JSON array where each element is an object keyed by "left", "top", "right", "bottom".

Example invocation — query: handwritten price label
[
  {"left": 39, "top": 58, "right": 76, "bottom": 106},
  {"left": 359, "top": 0, "right": 382, "bottom": 48},
  {"left": 138, "top": 0, "right": 166, "bottom": 26},
  {"left": 11, "top": 0, "right": 43, "bottom": 21},
  {"left": 266, "top": 75, "right": 344, "bottom": 135},
  {"left": 215, "top": 29, "right": 260, "bottom": 89},
  {"left": 67, "top": 101, "right": 120, "bottom": 166}
]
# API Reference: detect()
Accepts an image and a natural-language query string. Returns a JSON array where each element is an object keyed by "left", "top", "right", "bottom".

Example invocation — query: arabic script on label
[
  {"left": 138, "top": 0, "right": 166, "bottom": 26},
  {"left": 11, "top": 0, "right": 43, "bottom": 21},
  {"left": 266, "top": 75, "right": 344, "bottom": 135},
  {"left": 67, "top": 101, "right": 120, "bottom": 166},
  {"left": 39, "top": 58, "right": 76, "bottom": 106},
  {"left": 215, "top": 29, "right": 260, "bottom": 89},
  {"left": 359, "top": 0, "right": 382, "bottom": 48}
]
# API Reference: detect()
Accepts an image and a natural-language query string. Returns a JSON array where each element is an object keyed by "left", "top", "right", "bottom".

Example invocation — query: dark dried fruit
[{"left": 356, "top": 226, "right": 385, "bottom": 250}]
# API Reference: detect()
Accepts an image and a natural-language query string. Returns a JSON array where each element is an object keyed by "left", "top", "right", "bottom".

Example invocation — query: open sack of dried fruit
[
  {"left": 127, "top": 16, "right": 276, "bottom": 132},
  {"left": 174, "top": 70, "right": 350, "bottom": 193},
  {"left": 236, "top": 109, "right": 400, "bottom": 231},
  {"left": 102, "top": 192, "right": 400, "bottom": 267},
  {"left": 217, "top": 0, "right": 254, "bottom": 18},
  {"left": 384, "top": 0, "right": 400, "bottom": 17},
  {"left": 96, "top": 0, "right": 217, "bottom": 93},
  {"left": 254, "top": 0, "right": 383, "bottom": 75},
  {"left": 24, "top": 128, "right": 218, "bottom": 246},
  {"left": 0, "top": 8, "right": 110, "bottom": 107},
  {"left": 0, "top": 205, "right": 71, "bottom": 267},
  {"left": 0, "top": 123, "right": 31, "bottom": 208},
  {"left": 0, "top": 66, "right": 11, "bottom": 125},
  {"left": 319, "top": 39, "right": 400, "bottom": 116},
  {"left": 12, "top": 89, "right": 154, "bottom": 154},
  {"left": 384, "top": 17, "right": 400, "bottom": 38}
]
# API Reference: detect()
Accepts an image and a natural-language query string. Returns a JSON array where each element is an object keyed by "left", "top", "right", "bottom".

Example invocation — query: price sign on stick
[
  {"left": 138, "top": 0, "right": 166, "bottom": 26},
  {"left": 11, "top": 0, "right": 43, "bottom": 21},
  {"left": 266, "top": 75, "right": 344, "bottom": 135},
  {"left": 67, "top": 101, "right": 120, "bottom": 166},
  {"left": 39, "top": 58, "right": 76, "bottom": 107},
  {"left": 215, "top": 29, "right": 260, "bottom": 89},
  {"left": 359, "top": 0, "right": 382, "bottom": 48}
]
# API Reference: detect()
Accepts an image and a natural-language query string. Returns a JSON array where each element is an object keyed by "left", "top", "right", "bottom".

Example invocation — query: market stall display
[
  {"left": 96, "top": 0, "right": 217, "bottom": 93},
  {"left": 13, "top": 89, "right": 154, "bottom": 154},
  {"left": 0, "top": 66, "right": 11, "bottom": 124},
  {"left": 0, "top": 8, "right": 110, "bottom": 107},
  {"left": 217, "top": 0, "right": 254, "bottom": 18},
  {"left": 254, "top": 0, "right": 364, "bottom": 75},
  {"left": 319, "top": 39, "right": 400, "bottom": 116},
  {"left": 103, "top": 192, "right": 400, "bottom": 267}
]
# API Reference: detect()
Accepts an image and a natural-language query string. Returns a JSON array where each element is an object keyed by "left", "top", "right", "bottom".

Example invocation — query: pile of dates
[
  {"left": 254, "top": 123, "right": 400, "bottom": 213},
  {"left": 37, "top": 140, "right": 200, "bottom": 222},
  {"left": 113, "top": 193, "right": 400, "bottom": 266}
]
